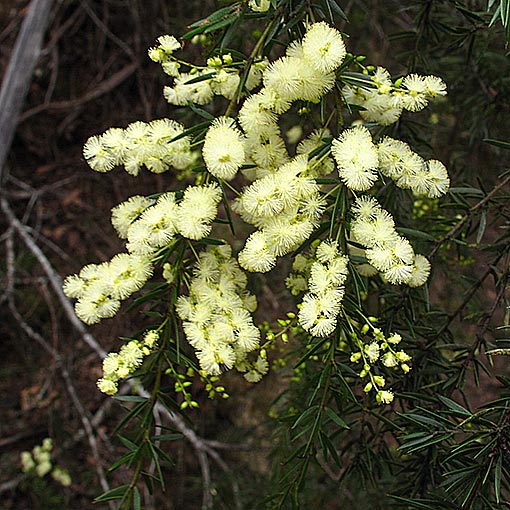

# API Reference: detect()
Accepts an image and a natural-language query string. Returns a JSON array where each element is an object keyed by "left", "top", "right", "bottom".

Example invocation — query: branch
[
  {"left": 0, "top": 0, "right": 55, "bottom": 185},
  {"left": 429, "top": 173, "right": 510, "bottom": 259}
]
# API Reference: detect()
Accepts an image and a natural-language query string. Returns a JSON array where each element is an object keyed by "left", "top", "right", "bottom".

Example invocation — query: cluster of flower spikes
[
  {"left": 331, "top": 125, "right": 450, "bottom": 197},
  {"left": 63, "top": 184, "right": 222, "bottom": 324},
  {"left": 350, "top": 196, "right": 431, "bottom": 286},
  {"left": 349, "top": 326, "right": 411, "bottom": 404},
  {"left": 175, "top": 244, "right": 267, "bottom": 381},
  {"left": 97, "top": 330, "right": 159, "bottom": 395},
  {"left": 295, "top": 240, "right": 349, "bottom": 337},
  {"left": 82, "top": 118, "right": 194, "bottom": 176},
  {"left": 234, "top": 154, "right": 326, "bottom": 272},
  {"left": 343, "top": 66, "right": 447, "bottom": 126},
  {"left": 235, "top": 22, "right": 346, "bottom": 178},
  {"left": 148, "top": 34, "right": 268, "bottom": 105},
  {"left": 197, "top": 22, "right": 344, "bottom": 273}
]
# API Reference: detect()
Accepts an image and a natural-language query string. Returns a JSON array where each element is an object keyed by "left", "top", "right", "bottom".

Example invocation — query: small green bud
[
  {"left": 350, "top": 352, "right": 362, "bottom": 363},
  {"left": 361, "top": 324, "right": 369, "bottom": 334},
  {"left": 363, "top": 382, "right": 373, "bottom": 393},
  {"left": 373, "top": 375, "right": 385, "bottom": 387}
]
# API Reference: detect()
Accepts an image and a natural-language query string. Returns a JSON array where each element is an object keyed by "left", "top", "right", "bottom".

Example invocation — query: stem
[{"left": 224, "top": 10, "right": 281, "bottom": 117}]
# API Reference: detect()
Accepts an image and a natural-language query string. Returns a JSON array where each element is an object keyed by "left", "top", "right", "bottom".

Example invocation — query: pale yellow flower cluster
[
  {"left": 297, "top": 240, "right": 349, "bottom": 337},
  {"left": 235, "top": 22, "right": 345, "bottom": 181},
  {"left": 97, "top": 331, "right": 159, "bottom": 395},
  {"left": 176, "top": 245, "right": 265, "bottom": 379},
  {"left": 64, "top": 184, "right": 222, "bottom": 324},
  {"left": 331, "top": 126, "right": 450, "bottom": 197},
  {"left": 234, "top": 155, "right": 326, "bottom": 272},
  {"left": 378, "top": 137, "right": 450, "bottom": 198},
  {"left": 82, "top": 119, "right": 194, "bottom": 175},
  {"left": 62, "top": 253, "right": 153, "bottom": 325},
  {"left": 159, "top": 44, "right": 268, "bottom": 105},
  {"left": 20, "top": 438, "right": 72, "bottom": 486},
  {"left": 248, "top": 0, "right": 271, "bottom": 12},
  {"left": 350, "top": 196, "right": 431, "bottom": 287},
  {"left": 344, "top": 67, "right": 447, "bottom": 125}
]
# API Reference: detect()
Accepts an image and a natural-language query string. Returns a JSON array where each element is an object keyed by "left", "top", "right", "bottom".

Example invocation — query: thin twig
[
  {"left": 1, "top": 196, "right": 107, "bottom": 358},
  {"left": 429, "top": 174, "right": 510, "bottom": 258},
  {"left": 19, "top": 62, "right": 138, "bottom": 122}
]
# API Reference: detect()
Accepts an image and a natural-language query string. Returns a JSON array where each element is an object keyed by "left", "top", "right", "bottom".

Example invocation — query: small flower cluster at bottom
[
  {"left": 97, "top": 330, "right": 159, "bottom": 395},
  {"left": 349, "top": 325, "right": 412, "bottom": 405},
  {"left": 20, "top": 438, "right": 71, "bottom": 487}
]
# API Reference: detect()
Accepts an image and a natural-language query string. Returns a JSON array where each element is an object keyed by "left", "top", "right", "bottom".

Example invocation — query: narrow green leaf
[
  {"left": 476, "top": 209, "right": 487, "bottom": 244},
  {"left": 108, "top": 452, "right": 136, "bottom": 473},
  {"left": 324, "top": 406, "right": 350, "bottom": 429},
  {"left": 184, "top": 71, "right": 217, "bottom": 85},
  {"left": 318, "top": 430, "right": 341, "bottom": 467},
  {"left": 448, "top": 186, "right": 485, "bottom": 197},
  {"left": 187, "top": 101, "right": 215, "bottom": 120},
  {"left": 94, "top": 484, "right": 130, "bottom": 502},
  {"left": 204, "top": 16, "right": 238, "bottom": 34},
  {"left": 133, "top": 487, "right": 141, "bottom": 510},
  {"left": 339, "top": 72, "right": 376, "bottom": 88},
  {"left": 495, "top": 451, "right": 502, "bottom": 503},
  {"left": 291, "top": 405, "right": 319, "bottom": 430},
  {"left": 399, "top": 412, "right": 443, "bottom": 427},
  {"left": 168, "top": 121, "right": 212, "bottom": 144},
  {"left": 388, "top": 494, "right": 443, "bottom": 509},
  {"left": 400, "top": 432, "right": 452, "bottom": 453},
  {"left": 113, "top": 395, "right": 149, "bottom": 403},
  {"left": 113, "top": 402, "right": 150, "bottom": 434},
  {"left": 308, "top": 142, "right": 332, "bottom": 160},
  {"left": 398, "top": 227, "right": 436, "bottom": 241},
  {"left": 197, "top": 237, "right": 226, "bottom": 246},
  {"left": 117, "top": 435, "right": 139, "bottom": 451},
  {"left": 314, "top": 178, "right": 339, "bottom": 184},
  {"left": 456, "top": 5, "right": 485, "bottom": 22},
  {"left": 483, "top": 138, "right": 510, "bottom": 150},
  {"left": 188, "top": 5, "right": 237, "bottom": 28},
  {"left": 152, "top": 433, "right": 184, "bottom": 442},
  {"left": 438, "top": 395, "right": 472, "bottom": 417},
  {"left": 294, "top": 338, "right": 328, "bottom": 368},
  {"left": 326, "top": 0, "right": 349, "bottom": 21}
]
